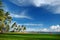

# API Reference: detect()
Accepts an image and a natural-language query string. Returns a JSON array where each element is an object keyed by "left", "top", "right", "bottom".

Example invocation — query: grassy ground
[{"left": 0, "top": 33, "right": 60, "bottom": 40}]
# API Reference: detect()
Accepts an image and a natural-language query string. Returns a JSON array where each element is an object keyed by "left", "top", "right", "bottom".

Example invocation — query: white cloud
[
  {"left": 40, "top": 25, "right": 60, "bottom": 32},
  {"left": 40, "top": 28, "right": 49, "bottom": 32},
  {"left": 9, "top": 0, "right": 60, "bottom": 14},
  {"left": 33, "top": 0, "right": 60, "bottom": 7},
  {"left": 19, "top": 23, "right": 43, "bottom": 26},
  {"left": 9, "top": 22, "right": 60, "bottom": 32},
  {"left": 10, "top": 0, "right": 60, "bottom": 7},
  {"left": 50, "top": 25, "right": 60, "bottom": 30},
  {"left": 26, "top": 28, "right": 36, "bottom": 31},
  {"left": 10, "top": 11, "right": 32, "bottom": 20},
  {"left": 32, "top": 0, "right": 45, "bottom": 7},
  {"left": 50, "top": 25, "right": 60, "bottom": 32},
  {"left": 26, "top": 28, "right": 40, "bottom": 32},
  {"left": 33, "top": 0, "right": 60, "bottom": 14}
]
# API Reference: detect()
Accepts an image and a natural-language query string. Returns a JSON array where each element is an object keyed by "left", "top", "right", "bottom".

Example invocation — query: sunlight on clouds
[
  {"left": 32, "top": 0, "right": 45, "bottom": 7},
  {"left": 33, "top": 0, "right": 60, "bottom": 7},
  {"left": 9, "top": 0, "right": 60, "bottom": 14},
  {"left": 40, "top": 25, "right": 60, "bottom": 32},
  {"left": 50, "top": 25, "right": 60, "bottom": 30},
  {"left": 50, "top": 25, "right": 60, "bottom": 32},
  {"left": 33, "top": 0, "right": 60, "bottom": 13}
]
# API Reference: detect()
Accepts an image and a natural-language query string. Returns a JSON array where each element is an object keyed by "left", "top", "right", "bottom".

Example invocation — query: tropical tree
[
  {"left": 23, "top": 26, "right": 26, "bottom": 31},
  {"left": 0, "top": 0, "right": 5, "bottom": 33},
  {"left": 0, "top": 0, "right": 12, "bottom": 33},
  {"left": 0, "top": 0, "right": 27, "bottom": 33},
  {"left": 0, "top": 22, "right": 5, "bottom": 33},
  {"left": 0, "top": 11, "right": 12, "bottom": 32},
  {"left": 4, "top": 12, "right": 12, "bottom": 32},
  {"left": 11, "top": 22, "right": 18, "bottom": 32},
  {"left": 11, "top": 22, "right": 17, "bottom": 28},
  {"left": 5, "top": 25, "right": 9, "bottom": 32},
  {"left": 21, "top": 25, "right": 26, "bottom": 32},
  {"left": 18, "top": 25, "right": 21, "bottom": 32}
]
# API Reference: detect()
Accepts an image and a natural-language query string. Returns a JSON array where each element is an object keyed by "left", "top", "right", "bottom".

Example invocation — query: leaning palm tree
[
  {"left": 11, "top": 22, "right": 18, "bottom": 32},
  {"left": 17, "top": 25, "right": 21, "bottom": 32},
  {"left": 23, "top": 26, "right": 26, "bottom": 31},
  {"left": 11, "top": 22, "right": 17, "bottom": 28},
  {"left": 23, "top": 26, "right": 26, "bottom": 32},
  {"left": 21, "top": 25, "right": 26, "bottom": 32}
]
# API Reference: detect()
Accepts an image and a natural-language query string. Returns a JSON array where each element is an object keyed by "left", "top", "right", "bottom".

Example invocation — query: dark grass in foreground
[{"left": 0, "top": 33, "right": 60, "bottom": 40}]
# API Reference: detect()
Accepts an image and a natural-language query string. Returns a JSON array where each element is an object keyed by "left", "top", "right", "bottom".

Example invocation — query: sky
[{"left": 2, "top": 0, "right": 60, "bottom": 32}]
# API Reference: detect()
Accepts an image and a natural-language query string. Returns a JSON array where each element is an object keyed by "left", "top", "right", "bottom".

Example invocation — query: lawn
[{"left": 0, "top": 33, "right": 60, "bottom": 40}]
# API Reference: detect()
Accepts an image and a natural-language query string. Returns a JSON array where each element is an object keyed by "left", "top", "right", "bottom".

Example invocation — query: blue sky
[{"left": 2, "top": 0, "right": 60, "bottom": 32}]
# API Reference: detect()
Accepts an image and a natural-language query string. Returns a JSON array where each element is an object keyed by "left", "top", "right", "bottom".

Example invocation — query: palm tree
[
  {"left": 21, "top": 25, "right": 26, "bottom": 32},
  {"left": 11, "top": 22, "right": 17, "bottom": 28},
  {"left": 4, "top": 12, "right": 12, "bottom": 32},
  {"left": 7, "top": 16, "right": 12, "bottom": 24},
  {"left": 5, "top": 12, "right": 12, "bottom": 23},
  {"left": 18, "top": 25, "right": 21, "bottom": 32},
  {"left": 11, "top": 22, "right": 18, "bottom": 32},
  {"left": 23, "top": 26, "right": 26, "bottom": 31}
]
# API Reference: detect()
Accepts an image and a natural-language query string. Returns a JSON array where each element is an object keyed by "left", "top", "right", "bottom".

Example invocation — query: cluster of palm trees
[
  {"left": 11, "top": 22, "right": 26, "bottom": 32},
  {"left": 0, "top": 0, "right": 26, "bottom": 33}
]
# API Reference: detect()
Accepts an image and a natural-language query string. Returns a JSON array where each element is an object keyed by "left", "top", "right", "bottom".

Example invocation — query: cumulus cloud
[
  {"left": 39, "top": 25, "right": 60, "bottom": 32},
  {"left": 36, "top": 25, "right": 60, "bottom": 32},
  {"left": 50, "top": 25, "right": 60, "bottom": 32},
  {"left": 50, "top": 25, "right": 60, "bottom": 30},
  {"left": 10, "top": 11, "right": 32, "bottom": 20}
]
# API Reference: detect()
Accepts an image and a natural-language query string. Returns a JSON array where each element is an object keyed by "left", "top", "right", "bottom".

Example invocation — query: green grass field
[{"left": 0, "top": 33, "right": 60, "bottom": 40}]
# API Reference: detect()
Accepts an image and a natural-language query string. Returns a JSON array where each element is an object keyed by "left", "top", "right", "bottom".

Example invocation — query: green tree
[
  {"left": 18, "top": 25, "right": 21, "bottom": 32},
  {"left": 0, "top": 0, "right": 12, "bottom": 33},
  {"left": 11, "top": 22, "right": 17, "bottom": 28},
  {"left": 21, "top": 25, "right": 26, "bottom": 32},
  {"left": 11, "top": 22, "right": 17, "bottom": 32}
]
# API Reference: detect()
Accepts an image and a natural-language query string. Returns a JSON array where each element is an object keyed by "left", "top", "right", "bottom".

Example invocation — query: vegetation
[
  {"left": 0, "top": 0, "right": 26, "bottom": 33},
  {"left": 0, "top": 33, "right": 60, "bottom": 40},
  {"left": 0, "top": 0, "right": 60, "bottom": 40},
  {"left": 0, "top": 0, "right": 12, "bottom": 33}
]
